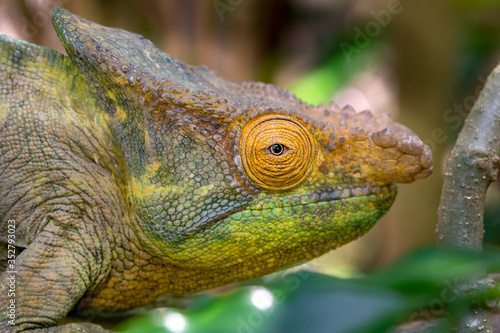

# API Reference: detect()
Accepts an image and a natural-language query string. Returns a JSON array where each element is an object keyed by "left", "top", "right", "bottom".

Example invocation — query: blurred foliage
[
  {"left": 120, "top": 247, "right": 500, "bottom": 333},
  {"left": 285, "top": 40, "right": 385, "bottom": 106}
]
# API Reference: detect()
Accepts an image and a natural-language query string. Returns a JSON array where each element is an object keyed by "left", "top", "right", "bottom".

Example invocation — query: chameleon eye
[
  {"left": 268, "top": 143, "right": 287, "bottom": 156},
  {"left": 240, "top": 115, "right": 316, "bottom": 191}
]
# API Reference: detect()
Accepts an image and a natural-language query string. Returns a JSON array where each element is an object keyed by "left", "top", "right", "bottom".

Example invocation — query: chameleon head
[
  {"left": 144, "top": 101, "right": 433, "bottom": 276},
  {"left": 51, "top": 8, "right": 432, "bottom": 289}
]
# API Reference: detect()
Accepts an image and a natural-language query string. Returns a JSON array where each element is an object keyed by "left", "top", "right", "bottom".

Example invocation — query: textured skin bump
[{"left": 0, "top": 8, "right": 432, "bottom": 333}]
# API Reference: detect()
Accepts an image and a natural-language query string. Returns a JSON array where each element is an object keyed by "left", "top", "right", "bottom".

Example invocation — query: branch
[{"left": 436, "top": 62, "right": 500, "bottom": 331}]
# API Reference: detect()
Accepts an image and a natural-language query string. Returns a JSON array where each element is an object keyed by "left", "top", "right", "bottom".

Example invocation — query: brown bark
[{"left": 436, "top": 62, "right": 500, "bottom": 332}]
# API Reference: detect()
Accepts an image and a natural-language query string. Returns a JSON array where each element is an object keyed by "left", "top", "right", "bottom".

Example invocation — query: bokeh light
[
  {"left": 250, "top": 287, "right": 274, "bottom": 311},
  {"left": 163, "top": 311, "right": 187, "bottom": 333}
]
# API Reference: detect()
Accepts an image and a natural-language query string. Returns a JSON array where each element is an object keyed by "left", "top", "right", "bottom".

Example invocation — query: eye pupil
[{"left": 270, "top": 144, "right": 285, "bottom": 156}]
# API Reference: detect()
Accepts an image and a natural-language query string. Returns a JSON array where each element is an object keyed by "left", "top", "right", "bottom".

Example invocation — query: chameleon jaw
[{"left": 163, "top": 185, "right": 397, "bottom": 271}]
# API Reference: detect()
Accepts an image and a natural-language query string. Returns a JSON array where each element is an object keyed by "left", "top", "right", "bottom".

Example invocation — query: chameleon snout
[{"left": 305, "top": 103, "right": 433, "bottom": 185}]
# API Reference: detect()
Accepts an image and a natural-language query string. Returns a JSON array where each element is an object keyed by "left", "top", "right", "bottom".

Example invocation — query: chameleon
[{"left": 0, "top": 8, "right": 432, "bottom": 333}]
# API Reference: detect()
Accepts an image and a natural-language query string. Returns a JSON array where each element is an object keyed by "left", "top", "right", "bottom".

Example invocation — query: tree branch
[{"left": 436, "top": 62, "right": 500, "bottom": 331}]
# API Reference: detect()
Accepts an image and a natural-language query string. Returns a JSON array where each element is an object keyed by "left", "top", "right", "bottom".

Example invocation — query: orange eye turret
[{"left": 240, "top": 115, "right": 316, "bottom": 191}]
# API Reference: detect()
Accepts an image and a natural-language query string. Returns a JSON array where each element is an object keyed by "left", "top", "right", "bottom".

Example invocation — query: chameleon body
[{"left": 0, "top": 8, "right": 432, "bottom": 332}]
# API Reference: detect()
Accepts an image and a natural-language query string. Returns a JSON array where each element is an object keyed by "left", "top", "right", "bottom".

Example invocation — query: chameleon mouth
[
  {"left": 195, "top": 184, "right": 397, "bottom": 234},
  {"left": 247, "top": 182, "right": 397, "bottom": 210},
  {"left": 299, "top": 182, "right": 397, "bottom": 205}
]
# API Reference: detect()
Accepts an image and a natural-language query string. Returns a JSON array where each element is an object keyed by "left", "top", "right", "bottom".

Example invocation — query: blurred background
[{"left": 2, "top": 0, "right": 500, "bottom": 332}]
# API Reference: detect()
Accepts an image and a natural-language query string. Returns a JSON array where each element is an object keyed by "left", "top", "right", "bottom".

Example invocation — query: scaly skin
[{"left": 0, "top": 8, "right": 432, "bottom": 332}]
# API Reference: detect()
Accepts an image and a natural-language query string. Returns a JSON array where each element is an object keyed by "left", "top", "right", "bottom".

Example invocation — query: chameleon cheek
[{"left": 240, "top": 115, "right": 316, "bottom": 191}]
